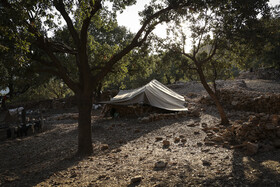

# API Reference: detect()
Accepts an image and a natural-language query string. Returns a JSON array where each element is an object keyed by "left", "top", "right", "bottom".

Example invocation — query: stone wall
[
  {"left": 238, "top": 68, "right": 280, "bottom": 80},
  {"left": 102, "top": 104, "right": 168, "bottom": 118},
  {"left": 200, "top": 89, "right": 280, "bottom": 114}
]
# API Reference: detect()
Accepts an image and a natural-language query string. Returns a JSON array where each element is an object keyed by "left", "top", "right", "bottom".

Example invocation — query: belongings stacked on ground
[{"left": 0, "top": 107, "right": 44, "bottom": 140}]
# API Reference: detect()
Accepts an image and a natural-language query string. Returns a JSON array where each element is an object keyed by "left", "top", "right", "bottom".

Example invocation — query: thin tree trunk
[
  {"left": 8, "top": 82, "right": 14, "bottom": 98},
  {"left": 77, "top": 92, "right": 93, "bottom": 155},
  {"left": 95, "top": 82, "right": 102, "bottom": 103},
  {"left": 165, "top": 74, "right": 171, "bottom": 84},
  {"left": 196, "top": 66, "right": 229, "bottom": 125}
]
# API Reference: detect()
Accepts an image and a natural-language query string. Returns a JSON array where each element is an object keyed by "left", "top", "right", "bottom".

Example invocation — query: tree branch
[
  {"left": 34, "top": 37, "right": 79, "bottom": 93},
  {"left": 34, "top": 67, "right": 59, "bottom": 76},
  {"left": 31, "top": 56, "right": 56, "bottom": 67},
  {"left": 194, "top": 33, "right": 203, "bottom": 57},
  {"left": 78, "top": 0, "right": 102, "bottom": 89},
  {"left": 49, "top": 41, "right": 77, "bottom": 54},
  {"left": 201, "top": 41, "right": 218, "bottom": 64},
  {"left": 80, "top": 0, "right": 102, "bottom": 46},
  {"left": 54, "top": 0, "right": 80, "bottom": 45},
  {"left": 154, "top": 35, "right": 198, "bottom": 70},
  {"left": 93, "top": 5, "right": 179, "bottom": 83},
  {"left": 182, "top": 59, "right": 198, "bottom": 71},
  {"left": 45, "top": 52, "right": 79, "bottom": 93},
  {"left": 179, "top": 49, "right": 196, "bottom": 63}
]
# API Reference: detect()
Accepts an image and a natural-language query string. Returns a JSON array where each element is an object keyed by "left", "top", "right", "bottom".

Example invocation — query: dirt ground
[{"left": 0, "top": 79, "right": 280, "bottom": 187}]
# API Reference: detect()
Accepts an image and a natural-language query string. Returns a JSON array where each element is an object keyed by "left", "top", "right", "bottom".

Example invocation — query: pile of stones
[{"left": 203, "top": 114, "right": 280, "bottom": 155}]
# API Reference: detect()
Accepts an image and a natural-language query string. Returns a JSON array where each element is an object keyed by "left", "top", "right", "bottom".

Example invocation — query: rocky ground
[{"left": 0, "top": 79, "right": 280, "bottom": 187}]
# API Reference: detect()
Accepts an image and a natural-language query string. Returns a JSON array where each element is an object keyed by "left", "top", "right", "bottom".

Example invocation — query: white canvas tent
[{"left": 103, "top": 79, "right": 188, "bottom": 111}]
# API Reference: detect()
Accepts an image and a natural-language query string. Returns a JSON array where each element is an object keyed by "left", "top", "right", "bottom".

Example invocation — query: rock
[
  {"left": 231, "top": 101, "right": 239, "bottom": 106},
  {"left": 163, "top": 140, "right": 170, "bottom": 146},
  {"left": 171, "top": 162, "right": 177, "bottom": 166},
  {"left": 131, "top": 175, "right": 142, "bottom": 183},
  {"left": 174, "top": 137, "right": 180, "bottom": 143},
  {"left": 112, "top": 148, "right": 122, "bottom": 153},
  {"left": 70, "top": 173, "right": 77, "bottom": 178},
  {"left": 211, "top": 135, "right": 223, "bottom": 142},
  {"left": 212, "top": 127, "right": 220, "bottom": 133},
  {"left": 204, "top": 141, "right": 215, "bottom": 146},
  {"left": 100, "top": 144, "right": 109, "bottom": 151},
  {"left": 249, "top": 115, "right": 258, "bottom": 123},
  {"left": 207, "top": 132, "right": 214, "bottom": 136},
  {"left": 98, "top": 174, "right": 107, "bottom": 179},
  {"left": 187, "top": 123, "right": 196, "bottom": 127},
  {"left": 140, "top": 117, "right": 150, "bottom": 123},
  {"left": 197, "top": 173, "right": 205, "bottom": 177},
  {"left": 154, "top": 161, "right": 167, "bottom": 169},
  {"left": 181, "top": 139, "right": 187, "bottom": 143},
  {"left": 202, "top": 160, "right": 211, "bottom": 166},
  {"left": 155, "top": 137, "right": 163, "bottom": 141},
  {"left": 201, "top": 148, "right": 210, "bottom": 152},
  {"left": 201, "top": 123, "right": 207, "bottom": 128},
  {"left": 197, "top": 142, "right": 203, "bottom": 147},
  {"left": 245, "top": 142, "right": 259, "bottom": 155}
]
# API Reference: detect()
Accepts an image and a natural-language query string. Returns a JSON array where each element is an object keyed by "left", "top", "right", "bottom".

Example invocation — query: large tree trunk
[
  {"left": 77, "top": 92, "right": 93, "bottom": 155},
  {"left": 196, "top": 66, "right": 229, "bottom": 125}
]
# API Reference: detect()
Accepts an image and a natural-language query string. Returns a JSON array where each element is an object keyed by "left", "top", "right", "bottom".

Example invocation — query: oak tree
[{"left": 1, "top": 0, "right": 198, "bottom": 155}]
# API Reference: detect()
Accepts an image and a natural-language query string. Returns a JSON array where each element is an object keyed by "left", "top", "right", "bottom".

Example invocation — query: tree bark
[
  {"left": 196, "top": 66, "right": 229, "bottom": 125},
  {"left": 77, "top": 92, "right": 93, "bottom": 155}
]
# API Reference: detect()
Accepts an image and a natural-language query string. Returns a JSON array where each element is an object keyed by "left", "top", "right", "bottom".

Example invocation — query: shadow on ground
[
  {"left": 0, "top": 110, "right": 201, "bottom": 186},
  {"left": 202, "top": 149, "right": 280, "bottom": 186},
  {"left": 0, "top": 119, "right": 81, "bottom": 187},
  {"left": 91, "top": 112, "right": 201, "bottom": 155}
]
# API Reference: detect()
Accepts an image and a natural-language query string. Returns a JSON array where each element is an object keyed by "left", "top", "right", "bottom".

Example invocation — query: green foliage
[
  {"left": 157, "top": 0, "right": 270, "bottom": 83},
  {"left": 122, "top": 50, "right": 159, "bottom": 88},
  {"left": 11, "top": 78, "right": 74, "bottom": 102},
  {"left": 224, "top": 5, "right": 280, "bottom": 71},
  {"left": 1, "top": 0, "right": 274, "bottom": 97},
  {"left": 0, "top": 33, "right": 41, "bottom": 96},
  {"left": 87, "top": 20, "right": 135, "bottom": 90},
  {"left": 252, "top": 6, "right": 280, "bottom": 69},
  {"left": 100, "top": 46, "right": 154, "bottom": 90},
  {"left": 155, "top": 50, "right": 189, "bottom": 83}
]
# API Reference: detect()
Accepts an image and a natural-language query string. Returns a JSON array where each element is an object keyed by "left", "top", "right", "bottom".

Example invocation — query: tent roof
[{"left": 102, "top": 79, "right": 188, "bottom": 111}]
